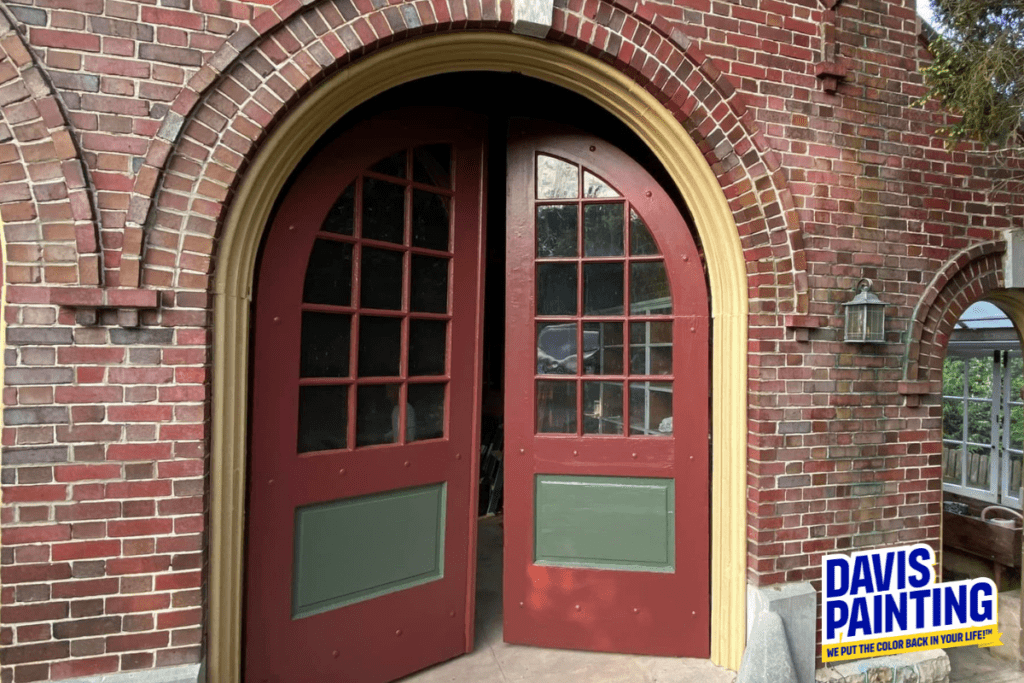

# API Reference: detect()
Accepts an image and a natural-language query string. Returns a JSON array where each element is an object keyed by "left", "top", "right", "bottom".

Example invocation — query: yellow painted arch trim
[{"left": 210, "top": 32, "right": 748, "bottom": 681}]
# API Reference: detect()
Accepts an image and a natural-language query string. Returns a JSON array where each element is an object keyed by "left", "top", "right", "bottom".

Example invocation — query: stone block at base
[
  {"left": 746, "top": 582, "right": 817, "bottom": 683},
  {"left": 815, "top": 650, "right": 950, "bottom": 683},
  {"left": 54, "top": 664, "right": 201, "bottom": 683}
]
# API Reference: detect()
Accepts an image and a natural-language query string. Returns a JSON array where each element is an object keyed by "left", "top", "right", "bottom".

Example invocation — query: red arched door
[
  {"left": 503, "top": 122, "right": 710, "bottom": 656},
  {"left": 246, "top": 110, "right": 710, "bottom": 682},
  {"left": 245, "top": 109, "right": 487, "bottom": 683}
]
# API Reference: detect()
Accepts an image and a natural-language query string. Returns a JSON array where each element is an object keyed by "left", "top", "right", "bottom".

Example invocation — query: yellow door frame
[{"left": 208, "top": 33, "right": 749, "bottom": 681}]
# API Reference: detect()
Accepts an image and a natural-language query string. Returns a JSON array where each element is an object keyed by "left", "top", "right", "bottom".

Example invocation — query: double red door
[{"left": 245, "top": 110, "right": 708, "bottom": 683}]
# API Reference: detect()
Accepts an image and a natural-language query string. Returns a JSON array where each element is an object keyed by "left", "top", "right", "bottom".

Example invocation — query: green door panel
[
  {"left": 292, "top": 483, "right": 446, "bottom": 619},
  {"left": 534, "top": 475, "right": 674, "bottom": 572}
]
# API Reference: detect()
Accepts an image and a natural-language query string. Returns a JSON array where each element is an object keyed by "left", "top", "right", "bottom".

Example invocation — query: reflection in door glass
[
  {"left": 411, "top": 255, "right": 449, "bottom": 313},
  {"left": 536, "top": 263, "right": 578, "bottom": 316},
  {"left": 630, "top": 262, "right": 671, "bottom": 315},
  {"left": 583, "top": 322, "right": 623, "bottom": 375},
  {"left": 358, "top": 316, "right": 402, "bottom": 377},
  {"left": 412, "top": 190, "right": 450, "bottom": 252},
  {"left": 537, "top": 323, "right": 577, "bottom": 375},
  {"left": 583, "top": 203, "right": 624, "bottom": 257},
  {"left": 537, "top": 380, "right": 577, "bottom": 433},
  {"left": 300, "top": 312, "right": 350, "bottom": 378},
  {"left": 536, "top": 205, "right": 578, "bottom": 257},
  {"left": 529, "top": 158, "right": 678, "bottom": 438},
  {"left": 363, "top": 178, "right": 405, "bottom": 244},
  {"left": 409, "top": 320, "right": 447, "bottom": 376},
  {"left": 298, "top": 385, "right": 348, "bottom": 452},
  {"left": 303, "top": 240, "right": 352, "bottom": 306},
  {"left": 297, "top": 147, "right": 459, "bottom": 453},
  {"left": 629, "top": 381, "right": 672, "bottom": 437},
  {"left": 584, "top": 171, "right": 619, "bottom": 198},
  {"left": 630, "top": 321, "right": 672, "bottom": 375},
  {"left": 360, "top": 247, "right": 404, "bottom": 311},
  {"left": 583, "top": 381, "right": 623, "bottom": 434},
  {"left": 356, "top": 384, "right": 401, "bottom": 446},
  {"left": 537, "top": 155, "right": 578, "bottom": 199},
  {"left": 584, "top": 262, "right": 624, "bottom": 316},
  {"left": 370, "top": 151, "right": 406, "bottom": 178},
  {"left": 408, "top": 383, "right": 445, "bottom": 441},
  {"left": 412, "top": 145, "right": 451, "bottom": 188},
  {"left": 630, "top": 209, "right": 660, "bottom": 256},
  {"left": 321, "top": 183, "right": 355, "bottom": 235}
]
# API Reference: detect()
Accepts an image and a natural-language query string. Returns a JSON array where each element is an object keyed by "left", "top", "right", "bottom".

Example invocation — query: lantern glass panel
[
  {"left": 845, "top": 306, "right": 865, "bottom": 342},
  {"left": 866, "top": 306, "right": 884, "bottom": 342}
]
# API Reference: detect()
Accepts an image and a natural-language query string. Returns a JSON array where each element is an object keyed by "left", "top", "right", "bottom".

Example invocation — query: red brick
[
  {"left": 106, "top": 443, "right": 173, "bottom": 461},
  {"left": 56, "top": 347, "right": 126, "bottom": 364},
  {"left": 4, "top": 485, "right": 67, "bottom": 503},
  {"left": 104, "top": 480, "right": 172, "bottom": 498},
  {"left": 49, "top": 655, "right": 118, "bottom": 679},
  {"left": 54, "top": 464, "right": 122, "bottom": 482},
  {"left": 106, "top": 631, "right": 168, "bottom": 652},
  {"left": 30, "top": 29, "right": 100, "bottom": 52},
  {"left": 3, "top": 524, "right": 71, "bottom": 545},
  {"left": 107, "top": 405, "right": 174, "bottom": 422},
  {"left": 51, "top": 540, "right": 120, "bottom": 561},
  {"left": 108, "top": 518, "right": 173, "bottom": 537}
]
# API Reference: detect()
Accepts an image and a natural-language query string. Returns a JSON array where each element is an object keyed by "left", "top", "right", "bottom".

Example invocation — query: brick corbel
[
  {"left": 785, "top": 315, "right": 825, "bottom": 343},
  {"left": 815, "top": 60, "right": 847, "bottom": 95},
  {"left": 897, "top": 380, "right": 936, "bottom": 408},
  {"left": 46, "top": 287, "right": 159, "bottom": 327},
  {"left": 817, "top": 0, "right": 847, "bottom": 94}
]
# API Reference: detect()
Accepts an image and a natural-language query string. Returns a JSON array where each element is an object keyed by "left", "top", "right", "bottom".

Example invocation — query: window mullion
[
  {"left": 1000, "top": 351, "right": 1013, "bottom": 503},
  {"left": 961, "top": 359, "right": 969, "bottom": 489},
  {"left": 987, "top": 351, "right": 1000, "bottom": 499}
]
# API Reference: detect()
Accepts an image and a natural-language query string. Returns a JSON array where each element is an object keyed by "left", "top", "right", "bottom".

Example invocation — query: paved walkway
[
  {"left": 948, "top": 588, "right": 1024, "bottom": 683},
  {"left": 949, "top": 647, "right": 1024, "bottom": 683},
  {"left": 401, "top": 517, "right": 736, "bottom": 683},
  {"left": 402, "top": 517, "right": 1024, "bottom": 682}
]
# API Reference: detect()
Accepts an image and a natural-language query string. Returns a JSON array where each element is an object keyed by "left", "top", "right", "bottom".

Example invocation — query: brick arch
[
  {"left": 903, "top": 240, "right": 1007, "bottom": 387},
  {"left": 120, "top": 0, "right": 810, "bottom": 317},
  {"left": 0, "top": 10, "right": 100, "bottom": 286}
]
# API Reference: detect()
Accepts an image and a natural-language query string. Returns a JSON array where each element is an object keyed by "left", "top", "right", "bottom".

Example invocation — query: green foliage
[
  {"left": 943, "top": 356, "right": 991, "bottom": 452},
  {"left": 943, "top": 354, "right": 1024, "bottom": 449},
  {"left": 1010, "top": 355, "right": 1024, "bottom": 446},
  {"left": 920, "top": 0, "right": 1024, "bottom": 149}
]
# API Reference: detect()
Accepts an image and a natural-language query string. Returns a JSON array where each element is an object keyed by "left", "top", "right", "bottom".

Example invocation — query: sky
[{"left": 917, "top": 0, "right": 934, "bottom": 25}]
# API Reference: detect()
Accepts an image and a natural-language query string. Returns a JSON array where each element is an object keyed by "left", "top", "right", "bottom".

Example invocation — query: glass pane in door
[{"left": 298, "top": 145, "right": 456, "bottom": 451}]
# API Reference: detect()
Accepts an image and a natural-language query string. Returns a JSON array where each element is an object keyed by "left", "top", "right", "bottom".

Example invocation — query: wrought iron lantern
[{"left": 843, "top": 279, "right": 885, "bottom": 343}]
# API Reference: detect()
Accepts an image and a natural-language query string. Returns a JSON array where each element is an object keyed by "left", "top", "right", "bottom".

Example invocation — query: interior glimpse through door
[
  {"left": 503, "top": 122, "right": 710, "bottom": 656},
  {"left": 245, "top": 109, "right": 486, "bottom": 683}
]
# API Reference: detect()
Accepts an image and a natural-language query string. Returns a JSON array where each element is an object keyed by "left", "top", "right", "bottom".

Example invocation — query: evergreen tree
[{"left": 921, "top": 0, "right": 1024, "bottom": 150}]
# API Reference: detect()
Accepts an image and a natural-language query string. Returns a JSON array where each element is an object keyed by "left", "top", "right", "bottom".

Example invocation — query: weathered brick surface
[{"left": 0, "top": 0, "right": 1023, "bottom": 678}]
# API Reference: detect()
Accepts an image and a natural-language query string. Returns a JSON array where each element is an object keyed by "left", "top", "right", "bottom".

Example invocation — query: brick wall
[{"left": 0, "top": 0, "right": 1022, "bottom": 678}]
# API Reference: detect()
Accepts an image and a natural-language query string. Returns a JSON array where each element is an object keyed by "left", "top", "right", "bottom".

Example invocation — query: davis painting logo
[{"left": 822, "top": 543, "right": 1001, "bottom": 662}]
